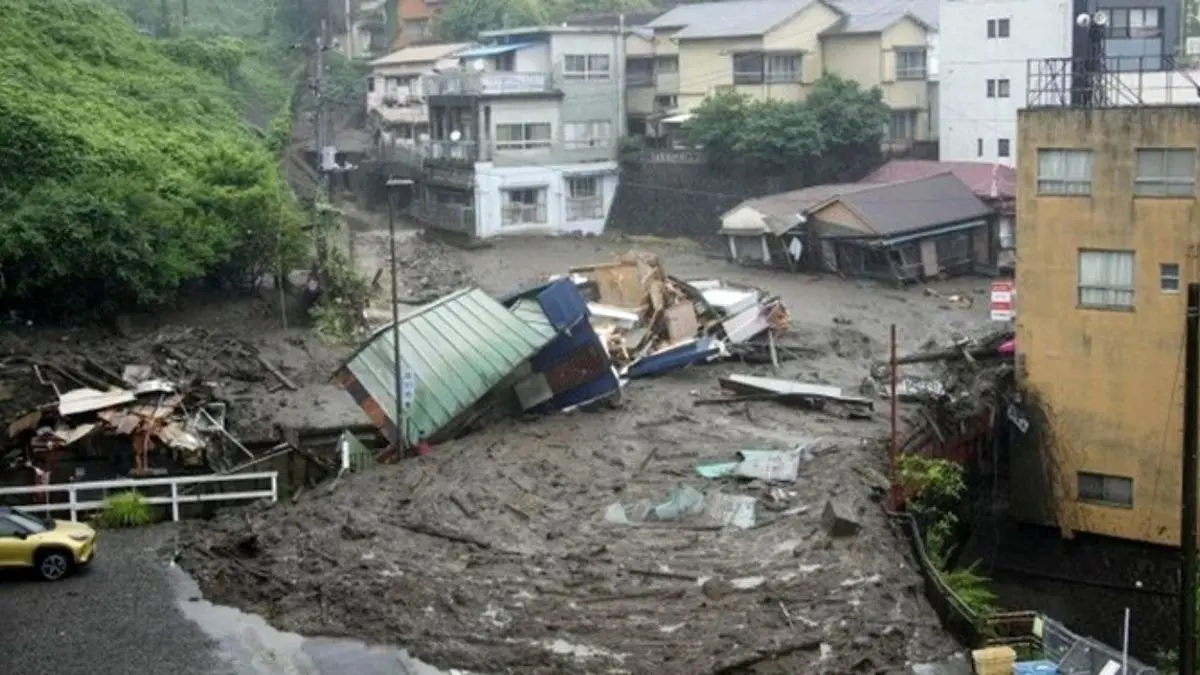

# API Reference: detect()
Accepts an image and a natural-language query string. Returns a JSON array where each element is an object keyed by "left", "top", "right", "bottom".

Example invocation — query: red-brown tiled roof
[{"left": 862, "top": 160, "right": 1016, "bottom": 200}]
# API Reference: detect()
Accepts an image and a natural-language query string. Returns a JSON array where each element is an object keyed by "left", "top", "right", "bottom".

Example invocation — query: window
[
  {"left": 566, "top": 176, "right": 603, "bottom": 221},
  {"left": 367, "top": 77, "right": 376, "bottom": 93},
  {"left": 1101, "top": 8, "right": 1163, "bottom": 38},
  {"left": 1134, "top": 148, "right": 1195, "bottom": 197},
  {"left": 986, "top": 18, "right": 1010, "bottom": 38},
  {"left": 977, "top": 138, "right": 983, "bottom": 157},
  {"left": 655, "top": 56, "right": 678, "bottom": 73},
  {"left": 0, "top": 516, "right": 24, "bottom": 537},
  {"left": 1077, "top": 472, "right": 1133, "bottom": 507},
  {"left": 626, "top": 58, "right": 654, "bottom": 86},
  {"left": 502, "top": 188, "right": 547, "bottom": 225},
  {"left": 766, "top": 53, "right": 801, "bottom": 83},
  {"left": 494, "top": 123, "right": 552, "bottom": 151},
  {"left": 1036, "top": 149, "right": 1092, "bottom": 195},
  {"left": 1078, "top": 249, "right": 1134, "bottom": 310},
  {"left": 563, "top": 120, "right": 613, "bottom": 150},
  {"left": 654, "top": 94, "right": 677, "bottom": 111},
  {"left": 888, "top": 111, "right": 917, "bottom": 141},
  {"left": 732, "top": 52, "right": 765, "bottom": 84},
  {"left": 895, "top": 48, "right": 927, "bottom": 79},
  {"left": 986, "top": 79, "right": 1010, "bottom": 98},
  {"left": 997, "top": 139, "right": 1010, "bottom": 158},
  {"left": 1161, "top": 263, "right": 1181, "bottom": 292},
  {"left": 563, "top": 54, "right": 611, "bottom": 80}
]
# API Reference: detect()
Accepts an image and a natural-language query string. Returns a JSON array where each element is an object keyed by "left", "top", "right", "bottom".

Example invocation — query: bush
[{"left": 99, "top": 490, "right": 154, "bottom": 528}]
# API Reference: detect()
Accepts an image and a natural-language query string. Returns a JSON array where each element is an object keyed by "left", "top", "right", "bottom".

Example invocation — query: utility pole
[{"left": 1182, "top": 282, "right": 1199, "bottom": 675}]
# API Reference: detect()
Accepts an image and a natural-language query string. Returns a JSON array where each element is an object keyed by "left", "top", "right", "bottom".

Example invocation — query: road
[{"left": 0, "top": 526, "right": 453, "bottom": 675}]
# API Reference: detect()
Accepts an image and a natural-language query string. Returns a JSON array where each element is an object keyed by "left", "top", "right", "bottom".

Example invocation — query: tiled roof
[
  {"left": 824, "top": 0, "right": 937, "bottom": 34},
  {"left": 647, "top": 0, "right": 815, "bottom": 39},
  {"left": 862, "top": 160, "right": 1016, "bottom": 200},
  {"left": 830, "top": 173, "right": 991, "bottom": 235},
  {"left": 735, "top": 183, "right": 876, "bottom": 234},
  {"left": 369, "top": 42, "right": 472, "bottom": 67}
]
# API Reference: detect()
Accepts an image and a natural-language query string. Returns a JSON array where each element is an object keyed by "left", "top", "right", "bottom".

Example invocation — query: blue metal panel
[
  {"left": 535, "top": 279, "right": 589, "bottom": 331},
  {"left": 454, "top": 42, "right": 536, "bottom": 59},
  {"left": 624, "top": 338, "right": 721, "bottom": 379}
]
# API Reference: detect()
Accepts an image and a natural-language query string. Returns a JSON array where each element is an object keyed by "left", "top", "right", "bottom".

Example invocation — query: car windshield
[{"left": 6, "top": 509, "right": 50, "bottom": 533}]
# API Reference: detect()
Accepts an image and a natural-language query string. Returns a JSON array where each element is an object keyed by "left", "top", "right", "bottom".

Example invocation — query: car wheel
[{"left": 35, "top": 549, "right": 73, "bottom": 581}]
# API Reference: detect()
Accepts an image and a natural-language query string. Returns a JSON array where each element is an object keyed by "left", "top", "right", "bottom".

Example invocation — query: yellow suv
[{"left": 0, "top": 506, "right": 97, "bottom": 581}]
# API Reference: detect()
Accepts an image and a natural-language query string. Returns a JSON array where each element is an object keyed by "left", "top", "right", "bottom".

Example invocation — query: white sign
[
  {"left": 400, "top": 369, "right": 416, "bottom": 409},
  {"left": 990, "top": 280, "right": 1015, "bottom": 322}
]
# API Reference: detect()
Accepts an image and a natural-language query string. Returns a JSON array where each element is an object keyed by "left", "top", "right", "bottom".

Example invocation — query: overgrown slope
[{"left": 0, "top": 0, "right": 304, "bottom": 319}]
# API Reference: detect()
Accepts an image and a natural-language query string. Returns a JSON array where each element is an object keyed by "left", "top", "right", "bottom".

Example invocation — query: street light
[{"left": 385, "top": 176, "right": 414, "bottom": 455}]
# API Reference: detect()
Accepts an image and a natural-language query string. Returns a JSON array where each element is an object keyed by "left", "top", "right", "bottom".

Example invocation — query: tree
[
  {"left": 437, "top": 0, "right": 555, "bottom": 41},
  {"left": 684, "top": 74, "right": 889, "bottom": 177}
]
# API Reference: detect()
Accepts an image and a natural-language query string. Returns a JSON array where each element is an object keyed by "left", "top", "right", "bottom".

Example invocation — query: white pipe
[{"left": 1120, "top": 606, "right": 1130, "bottom": 674}]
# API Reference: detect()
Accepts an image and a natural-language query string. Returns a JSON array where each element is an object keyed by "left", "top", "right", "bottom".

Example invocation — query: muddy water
[{"left": 169, "top": 566, "right": 465, "bottom": 675}]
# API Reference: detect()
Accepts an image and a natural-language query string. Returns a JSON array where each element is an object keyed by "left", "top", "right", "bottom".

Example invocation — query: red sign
[{"left": 990, "top": 280, "right": 1015, "bottom": 321}]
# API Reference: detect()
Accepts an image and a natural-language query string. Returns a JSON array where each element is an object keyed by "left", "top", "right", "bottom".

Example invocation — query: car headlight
[{"left": 68, "top": 533, "right": 91, "bottom": 542}]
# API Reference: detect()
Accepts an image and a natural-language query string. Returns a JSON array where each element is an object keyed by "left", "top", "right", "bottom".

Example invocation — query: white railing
[{"left": 0, "top": 471, "right": 278, "bottom": 523}]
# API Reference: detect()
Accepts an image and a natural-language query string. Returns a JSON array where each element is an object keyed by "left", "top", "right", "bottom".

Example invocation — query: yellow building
[
  {"left": 1012, "top": 102, "right": 1200, "bottom": 547},
  {"left": 629, "top": 0, "right": 937, "bottom": 146}
]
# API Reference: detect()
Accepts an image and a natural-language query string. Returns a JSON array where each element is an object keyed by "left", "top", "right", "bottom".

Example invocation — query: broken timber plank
[{"left": 256, "top": 355, "right": 299, "bottom": 391}]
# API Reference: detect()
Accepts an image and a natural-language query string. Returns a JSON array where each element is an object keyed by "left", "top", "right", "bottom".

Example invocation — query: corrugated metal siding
[{"left": 343, "top": 288, "right": 556, "bottom": 446}]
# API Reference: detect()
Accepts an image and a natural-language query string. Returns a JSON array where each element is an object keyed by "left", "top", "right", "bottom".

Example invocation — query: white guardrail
[{"left": 0, "top": 471, "right": 278, "bottom": 522}]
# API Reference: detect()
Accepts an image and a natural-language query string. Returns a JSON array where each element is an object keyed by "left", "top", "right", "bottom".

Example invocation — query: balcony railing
[
  {"left": 411, "top": 200, "right": 475, "bottom": 235},
  {"left": 626, "top": 71, "right": 654, "bottom": 87},
  {"left": 566, "top": 196, "right": 603, "bottom": 221},
  {"left": 424, "top": 71, "right": 556, "bottom": 96},
  {"left": 383, "top": 139, "right": 479, "bottom": 165},
  {"left": 1026, "top": 54, "right": 1200, "bottom": 108},
  {"left": 501, "top": 203, "right": 547, "bottom": 226}
]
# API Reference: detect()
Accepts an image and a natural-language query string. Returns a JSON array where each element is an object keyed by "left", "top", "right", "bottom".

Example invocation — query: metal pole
[
  {"left": 889, "top": 323, "right": 899, "bottom": 509},
  {"left": 1182, "top": 281, "right": 1200, "bottom": 675},
  {"left": 387, "top": 188, "right": 403, "bottom": 455},
  {"left": 1120, "top": 607, "right": 1130, "bottom": 675}
]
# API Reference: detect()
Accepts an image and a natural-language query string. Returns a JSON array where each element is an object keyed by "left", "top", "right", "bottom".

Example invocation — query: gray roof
[
  {"left": 736, "top": 183, "right": 876, "bottom": 234},
  {"left": 822, "top": 173, "right": 990, "bottom": 236},
  {"left": 824, "top": 0, "right": 938, "bottom": 34},
  {"left": 648, "top": 0, "right": 815, "bottom": 39}
]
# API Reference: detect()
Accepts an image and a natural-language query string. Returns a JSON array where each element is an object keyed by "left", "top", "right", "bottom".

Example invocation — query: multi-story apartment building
[
  {"left": 939, "top": 0, "right": 1184, "bottom": 166},
  {"left": 367, "top": 42, "right": 471, "bottom": 146},
  {"left": 635, "top": 0, "right": 939, "bottom": 148},
  {"left": 1010, "top": 62, "right": 1200, "bottom": 547},
  {"left": 395, "top": 26, "right": 625, "bottom": 239}
]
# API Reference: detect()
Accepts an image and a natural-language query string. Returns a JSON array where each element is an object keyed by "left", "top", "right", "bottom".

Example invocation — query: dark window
[
  {"left": 1161, "top": 263, "right": 1181, "bottom": 292},
  {"left": 1099, "top": 7, "right": 1163, "bottom": 38},
  {"left": 997, "top": 79, "right": 1010, "bottom": 97},
  {"left": 732, "top": 52, "right": 764, "bottom": 84},
  {"left": 986, "top": 19, "right": 995, "bottom": 38},
  {"left": 977, "top": 138, "right": 983, "bottom": 157},
  {"left": 998, "top": 139, "right": 1011, "bottom": 157},
  {"left": 986, "top": 79, "right": 996, "bottom": 97},
  {"left": 0, "top": 516, "right": 23, "bottom": 537},
  {"left": 997, "top": 18, "right": 1010, "bottom": 37},
  {"left": 1077, "top": 472, "right": 1133, "bottom": 507}
]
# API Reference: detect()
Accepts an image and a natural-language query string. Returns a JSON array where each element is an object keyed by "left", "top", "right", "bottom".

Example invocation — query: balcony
[
  {"left": 627, "top": 71, "right": 654, "bottom": 87},
  {"left": 566, "top": 196, "right": 603, "bottom": 221},
  {"left": 411, "top": 200, "right": 475, "bottom": 235},
  {"left": 383, "top": 139, "right": 479, "bottom": 165},
  {"left": 424, "top": 71, "right": 557, "bottom": 97}
]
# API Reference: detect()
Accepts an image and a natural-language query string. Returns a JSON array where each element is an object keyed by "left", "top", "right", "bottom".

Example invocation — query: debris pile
[
  {"left": 566, "top": 252, "right": 789, "bottom": 378},
  {"left": 0, "top": 328, "right": 309, "bottom": 481}
]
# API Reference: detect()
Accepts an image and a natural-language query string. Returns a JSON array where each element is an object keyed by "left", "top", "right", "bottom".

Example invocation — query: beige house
[
  {"left": 633, "top": 0, "right": 938, "bottom": 147},
  {"left": 366, "top": 42, "right": 471, "bottom": 145}
]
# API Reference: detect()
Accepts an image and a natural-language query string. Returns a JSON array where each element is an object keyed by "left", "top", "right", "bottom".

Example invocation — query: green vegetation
[
  {"left": 0, "top": 0, "right": 306, "bottom": 320},
  {"left": 898, "top": 453, "right": 998, "bottom": 618},
  {"left": 685, "top": 75, "right": 889, "bottom": 175},
  {"left": 438, "top": 0, "right": 654, "bottom": 41},
  {"left": 99, "top": 490, "right": 155, "bottom": 527}
]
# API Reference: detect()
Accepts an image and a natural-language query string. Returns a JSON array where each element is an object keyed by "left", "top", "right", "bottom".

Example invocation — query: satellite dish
[
  {"left": 1093, "top": 10, "right": 1108, "bottom": 26},
  {"left": 1076, "top": 13, "right": 1091, "bottom": 28},
  {"left": 450, "top": 130, "right": 462, "bottom": 142},
  {"left": 471, "top": 59, "right": 486, "bottom": 71}
]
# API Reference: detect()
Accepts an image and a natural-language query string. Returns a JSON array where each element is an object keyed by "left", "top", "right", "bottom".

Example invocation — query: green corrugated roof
[{"left": 343, "top": 288, "right": 556, "bottom": 446}]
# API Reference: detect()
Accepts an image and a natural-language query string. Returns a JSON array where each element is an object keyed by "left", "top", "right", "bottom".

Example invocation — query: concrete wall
[
  {"left": 474, "top": 162, "right": 618, "bottom": 238},
  {"left": 1012, "top": 105, "right": 1200, "bottom": 547}
]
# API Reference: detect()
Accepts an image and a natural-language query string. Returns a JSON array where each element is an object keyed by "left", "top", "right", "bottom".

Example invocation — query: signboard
[
  {"left": 990, "top": 280, "right": 1015, "bottom": 322},
  {"left": 400, "top": 369, "right": 416, "bottom": 409}
]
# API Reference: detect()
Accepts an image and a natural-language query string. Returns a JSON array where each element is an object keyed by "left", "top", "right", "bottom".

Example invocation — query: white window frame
[
  {"left": 494, "top": 123, "right": 552, "bottom": 151},
  {"left": 501, "top": 187, "right": 548, "bottom": 226},
  {"left": 765, "top": 53, "right": 801, "bottom": 83},
  {"left": 997, "top": 78, "right": 1010, "bottom": 97},
  {"left": 563, "top": 120, "right": 613, "bottom": 150},
  {"left": 1037, "top": 149, "right": 1092, "bottom": 195},
  {"left": 888, "top": 110, "right": 917, "bottom": 141},
  {"left": 1160, "top": 262, "right": 1181, "bottom": 293},
  {"left": 1077, "top": 471, "right": 1133, "bottom": 508},
  {"left": 732, "top": 52, "right": 765, "bottom": 84},
  {"left": 1077, "top": 249, "right": 1134, "bottom": 310},
  {"left": 895, "top": 48, "right": 927, "bottom": 79},
  {"left": 997, "top": 138, "right": 1011, "bottom": 158},
  {"left": 1134, "top": 148, "right": 1195, "bottom": 197},
  {"left": 565, "top": 175, "right": 604, "bottom": 221},
  {"left": 563, "top": 54, "right": 611, "bottom": 81}
]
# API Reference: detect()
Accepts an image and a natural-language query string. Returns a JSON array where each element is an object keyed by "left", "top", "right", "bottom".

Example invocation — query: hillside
[{"left": 0, "top": 0, "right": 303, "bottom": 319}]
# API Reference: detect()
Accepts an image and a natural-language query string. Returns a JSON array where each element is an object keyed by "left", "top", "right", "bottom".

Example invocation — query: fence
[{"left": 0, "top": 472, "right": 278, "bottom": 523}]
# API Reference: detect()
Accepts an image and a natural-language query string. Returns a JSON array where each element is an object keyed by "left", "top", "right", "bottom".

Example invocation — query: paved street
[{"left": 0, "top": 526, "right": 450, "bottom": 675}]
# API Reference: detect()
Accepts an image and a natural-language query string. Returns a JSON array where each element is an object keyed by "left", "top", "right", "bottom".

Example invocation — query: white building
[
  {"left": 938, "top": 0, "right": 1073, "bottom": 166},
  {"left": 395, "top": 26, "right": 626, "bottom": 240},
  {"left": 367, "top": 43, "right": 473, "bottom": 146}
]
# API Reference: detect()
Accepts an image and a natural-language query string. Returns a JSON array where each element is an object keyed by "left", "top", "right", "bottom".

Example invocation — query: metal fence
[{"left": 1040, "top": 616, "right": 1158, "bottom": 675}]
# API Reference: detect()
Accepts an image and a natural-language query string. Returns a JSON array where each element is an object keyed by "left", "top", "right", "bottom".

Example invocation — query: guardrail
[{"left": 0, "top": 472, "right": 278, "bottom": 522}]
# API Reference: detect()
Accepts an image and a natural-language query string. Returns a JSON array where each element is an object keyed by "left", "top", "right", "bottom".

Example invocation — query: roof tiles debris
[
  {"left": 862, "top": 160, "right": 1016, "bottom": 200},
  {"left": 648, "top": 0, "right": 815, "bottom": 39}
]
